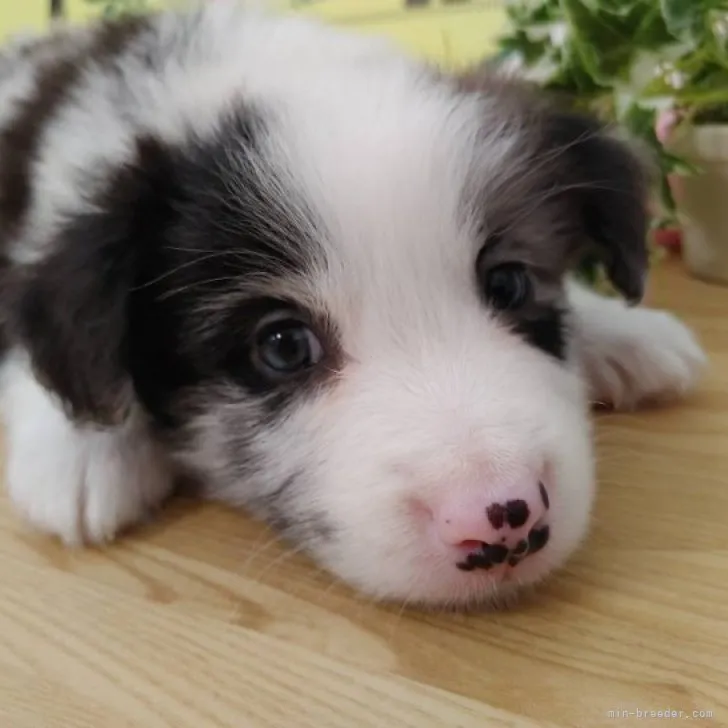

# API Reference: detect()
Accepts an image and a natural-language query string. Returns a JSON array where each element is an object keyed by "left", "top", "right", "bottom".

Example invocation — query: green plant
[{"left": 495, "top": 0, "right": 728, "bottom": 229}]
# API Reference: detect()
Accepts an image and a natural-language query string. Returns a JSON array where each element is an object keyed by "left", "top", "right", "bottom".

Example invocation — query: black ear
[
  {"left": 541, "top": 110, "right": 652, "bottom": 303},
  {"left": 13, "top": 223, "right": 135, "bottom": 425},
  {"left": 9, "top": 137, "right": 175, "bottom": 425}
]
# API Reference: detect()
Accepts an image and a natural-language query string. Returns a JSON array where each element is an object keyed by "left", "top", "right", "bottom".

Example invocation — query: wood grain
[{"left": 1, "top": 256, "right": 726, "bottom": 728}]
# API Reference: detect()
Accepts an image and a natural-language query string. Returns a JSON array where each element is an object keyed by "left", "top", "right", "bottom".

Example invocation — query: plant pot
[{"left": 669, "top": 123, "right": 728, "bottom": 286}]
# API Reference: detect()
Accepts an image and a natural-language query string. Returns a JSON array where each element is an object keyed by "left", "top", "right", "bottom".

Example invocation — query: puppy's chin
[
  {"left": 311, "top": 532, "right": 589, "bottom": 611},
  {"left": 307, "top": 540, "right": 580, "bottom": 612},
  {"left": 406, "top": 579, "right": 545, "bottom": 615}
]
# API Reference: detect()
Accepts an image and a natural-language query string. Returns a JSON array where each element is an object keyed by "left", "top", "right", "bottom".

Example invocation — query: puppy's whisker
[
  {"left": 489, "top": 180, "right": 636, "bottom": 242},
  {"left": 251, "top": 543, "right": 306, "bottom": 584},
  {"left": 155, "top": 277, "right": 248, "bottom": 301},
  {"left": 133, "top": 252, "right": 246, "bottom": 290},
  {"left": 485, "top": 124, "right": 604, "bottom": 194},
  {"left": 241, "top": 532, "right": 285, "bottom": 572}
]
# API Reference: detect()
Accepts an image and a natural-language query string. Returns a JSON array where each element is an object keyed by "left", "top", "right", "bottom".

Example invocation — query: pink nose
[{"left": 433, "top": 481, "right": 551, "bottom": 569}]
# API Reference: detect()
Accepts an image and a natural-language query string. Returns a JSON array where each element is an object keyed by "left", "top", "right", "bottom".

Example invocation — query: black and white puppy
[{"left": 0, "top": 1, "right": 706, "bottom": 608}]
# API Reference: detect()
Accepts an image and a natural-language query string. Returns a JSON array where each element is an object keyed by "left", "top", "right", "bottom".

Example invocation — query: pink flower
[
  {"left": 652, "top": 109, "right": 684, "bottom": 253},
  {"left": 656, "top": 108, "right": 680, "bottom": 144}
]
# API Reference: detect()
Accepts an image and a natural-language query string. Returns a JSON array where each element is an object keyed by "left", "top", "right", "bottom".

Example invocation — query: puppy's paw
[
  {"left": 6, "top": 427, "right": 170, "bottom": 546},
  {"left": 2, "top": 358, "right": 172, "bottom": 546},
  {"left": 582, "top": 307, "right": 707, "bottom": 410}
]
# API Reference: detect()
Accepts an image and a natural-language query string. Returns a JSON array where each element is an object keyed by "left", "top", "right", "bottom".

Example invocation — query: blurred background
[
  {"left": 0, "top": 1, "right": 508, "bottom": 67},
  {"left": 3, "top": 1, "right": 728, "bottom": 287}
]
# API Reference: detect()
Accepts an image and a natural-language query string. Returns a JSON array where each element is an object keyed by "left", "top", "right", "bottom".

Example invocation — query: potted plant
[
  {"left": 649, "top": 6, "right": 728, "bottom": 286},
  {"left": 495, "top": 0, "right": 728, "bottom": 287}
]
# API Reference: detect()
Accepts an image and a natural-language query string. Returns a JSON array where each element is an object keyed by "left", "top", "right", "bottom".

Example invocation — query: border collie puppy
[{"left": 0, "top": 1, "right": 706, "bottom": 608}]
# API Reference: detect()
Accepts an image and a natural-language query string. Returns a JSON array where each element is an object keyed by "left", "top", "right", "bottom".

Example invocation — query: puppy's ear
[
  {"left": 454, "top": 68, "right": 652, "bottom": 302},
  {"left": 540, "top": 109, "right": 652, "bottom": 303},
  {"left": 10, "top": 138, "right": 174, "bottom": 425}
]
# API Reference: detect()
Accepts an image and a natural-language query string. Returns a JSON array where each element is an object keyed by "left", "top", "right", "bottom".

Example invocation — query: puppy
[{"left": 0, "top": 1, "right": 706, "bottom": 608}]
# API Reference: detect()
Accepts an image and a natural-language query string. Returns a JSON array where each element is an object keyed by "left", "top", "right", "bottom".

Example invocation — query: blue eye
[{"left": 253, "top": 316, "right": 323, "bottom": 378}]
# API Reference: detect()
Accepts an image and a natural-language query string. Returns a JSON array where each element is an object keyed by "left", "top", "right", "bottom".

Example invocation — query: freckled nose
[{"left": 431, "top": 480, "right": 551, "bottom": 571}]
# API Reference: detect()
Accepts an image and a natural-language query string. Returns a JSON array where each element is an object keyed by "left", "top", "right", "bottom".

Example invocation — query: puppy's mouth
[{"left": 454, "top": 521, "right": 550, "bottom": 572}]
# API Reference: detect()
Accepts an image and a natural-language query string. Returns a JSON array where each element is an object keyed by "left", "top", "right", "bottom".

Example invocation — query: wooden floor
[{"left": 1, "top": 257, "right": 726, "bottom": 728}]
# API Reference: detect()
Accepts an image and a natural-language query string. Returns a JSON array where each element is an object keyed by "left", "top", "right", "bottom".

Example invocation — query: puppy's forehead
[{"left": 265, "top": 72, "right": 525, "bottom": 306}]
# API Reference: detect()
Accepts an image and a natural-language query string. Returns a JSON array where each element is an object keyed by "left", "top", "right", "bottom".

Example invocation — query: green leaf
[
  {"left": 707, "top": 9, "right": 728, "bottom": 67},
  {"left": 659, "top": 0, "right": 728, "bottom": 41},
  {"left": 668, "top": 64, "right": 728, "bottom": 106},
  {"left": 559, "top": 0, "right": 636, "bottom": 84},
  {"left": 661, "top": 0, "right": 701, "bottom": 40},
  {"left": 633, "top": 3, "right": 675, "bottom": 48},
  {"left": 505, "top": 0, "right": 562, "bottom": 28}
]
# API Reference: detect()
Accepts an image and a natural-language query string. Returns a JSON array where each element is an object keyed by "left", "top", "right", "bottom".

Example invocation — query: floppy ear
[
  {"left": 540, "top": 109, "right": 653, "bottom": 303},
  {"left": 454, "top": 67, "right": 653, "bottom": 302},
  {"left": 9, "top": 137, "right": 175, "bottom": 425}
]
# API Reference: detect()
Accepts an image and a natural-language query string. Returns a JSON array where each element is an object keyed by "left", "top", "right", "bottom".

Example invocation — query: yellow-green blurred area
[{"left": 0, "top": 1, "right": 507, "bottom": 68}]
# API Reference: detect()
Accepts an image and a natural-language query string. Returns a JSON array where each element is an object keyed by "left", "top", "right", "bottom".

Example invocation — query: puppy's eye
[
  {"left": 253, "top": 315, "right": 324, "bottom": 378},
  {"left": 483, "top": 263, "right": 532, "bottom": 310}
]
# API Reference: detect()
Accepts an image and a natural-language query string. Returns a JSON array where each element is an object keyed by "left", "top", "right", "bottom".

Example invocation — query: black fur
[
  {"left": 475, "top": 251, "right": 568, "bottom": 361},
  {"left": 5, "top": 106, "right": 331, "bottom": 429},
  {"left": 459, "top": 70, "right": 650, "bottom": 305},
  {"left": 471, "top": 100, "right": 650, "bottom": 362},
  {"left": 512, "top": 306, "right": 567, "bottom": 361},
  {"left": 537, "top": 109, "right": 651, "bottom": 303},
  {"left": 0, "top": 16, "right": 150, "bottom": 246}
]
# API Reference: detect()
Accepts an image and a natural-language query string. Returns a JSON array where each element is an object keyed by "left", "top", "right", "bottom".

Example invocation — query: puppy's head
[{"left": 17, "top": 21, "right": 650, "bottom": 608}]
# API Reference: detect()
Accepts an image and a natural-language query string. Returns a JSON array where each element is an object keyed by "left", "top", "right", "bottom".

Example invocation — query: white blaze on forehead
[{"left": 262, "top": 71, "right": 523, "bottom": 351}]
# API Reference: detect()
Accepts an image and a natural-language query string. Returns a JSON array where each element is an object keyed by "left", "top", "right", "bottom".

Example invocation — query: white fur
[
  {"left": 568, "top": 282, "right": 707, "bottom": 408},
  {"left": 11, "top": 3, "right": 413, "bottom": 265},
  {"left": 1, "top": 353, "right": 173, "bottom": 545}
]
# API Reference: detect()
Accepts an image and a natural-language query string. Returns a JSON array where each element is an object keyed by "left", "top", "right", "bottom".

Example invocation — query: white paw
[
  {"left": 1, "top": 355, "right": 172, "bottom": 546},
  {"left": 583, "top": 307, "right": 707, "bottom": 410}
]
